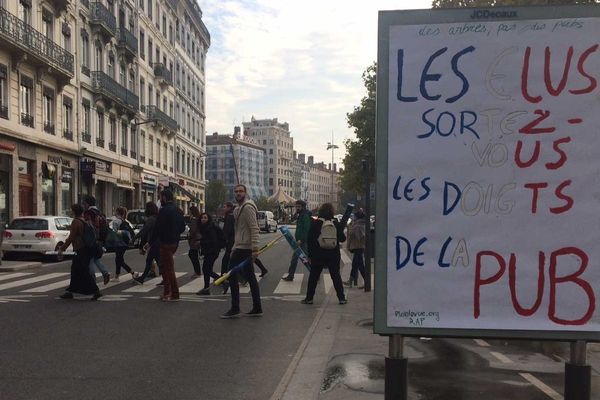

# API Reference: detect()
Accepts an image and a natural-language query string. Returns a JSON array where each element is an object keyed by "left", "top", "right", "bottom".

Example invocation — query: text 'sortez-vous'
[{"left": 392, "top": 36, "right": 598, "bottom": 326}]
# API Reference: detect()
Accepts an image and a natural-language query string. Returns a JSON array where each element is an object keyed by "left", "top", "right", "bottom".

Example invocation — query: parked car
[
  {"left": 257, "top": 211, "right": 277, "bottom": 232},
  {"left": 2, "top": 216, "right": 73, "bottom": 259}
]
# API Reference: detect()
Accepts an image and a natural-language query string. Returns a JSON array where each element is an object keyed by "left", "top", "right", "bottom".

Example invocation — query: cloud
[{"left": 201, "top": 0, "right": 431, "bottom": 165}]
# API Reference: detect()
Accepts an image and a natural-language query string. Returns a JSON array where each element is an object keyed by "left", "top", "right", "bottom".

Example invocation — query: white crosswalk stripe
[
  {"left": 340, "top": 251, "right": 351, "bottom": 266},
  {"left": 124, "top": 273, "right": 186, "bottom": 293},
  {"left": 178, "top": 275, "right": 208, "bottom": 293},
  {"left": 0, "top": 273, "right": 69, "bottom": 291},
  {"left": 0, "top": 272, "right": 34, "bottom": 282},
  {"left": 322, "top": 273, "right": 333, "bottom": 293},
  {"left": 240, "top": 273, "right": 262, "bottom": 293},
  {"left": 274, "top": 274, "right": 303, "bottom": 294},
  {"left": 22, "top": 274, "right": 102, "bottom": 293}
]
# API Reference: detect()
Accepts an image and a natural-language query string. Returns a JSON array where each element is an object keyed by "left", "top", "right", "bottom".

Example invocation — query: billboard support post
[
  {"left": 362, "top": 158, "right": 372, "bottom": 292},
  {"left": 565, "top": 341, "right": 590, "bottom": 400},
  {"left": 385, "top": 335, "right": 407, "bottom": 400}
]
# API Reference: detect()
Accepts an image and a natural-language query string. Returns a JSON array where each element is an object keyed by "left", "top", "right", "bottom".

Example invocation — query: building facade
[
  {"left": 0, "top": 0, "right": 209, "bottom": 222},
  {"left": 206, "top": 132, "right": 268, "bottom": 201},
  {"left": 293, "top": 153, "right": 340, "bottom": 211},
  {"left": 242, "top": 116, "right": 293, "bottom": 198}
]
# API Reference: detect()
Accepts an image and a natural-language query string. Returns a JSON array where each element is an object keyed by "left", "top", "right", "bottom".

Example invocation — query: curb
[{"left": 0, "top": 261, "right": 43, "bottom": 272}]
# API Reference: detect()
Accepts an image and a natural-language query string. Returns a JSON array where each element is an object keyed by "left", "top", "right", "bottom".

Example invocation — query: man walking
[
  {"left": 282, "top": 200, "right": 310, "bottom": 281},
  {"left": 221, "top": 184, "right": 262, "bottom": 318},
  {"left": 83, "top": 195, "right": 110, "bottom": 285},
  {"left": 150, "top": 189, "right": 185, "bottom": 301}
]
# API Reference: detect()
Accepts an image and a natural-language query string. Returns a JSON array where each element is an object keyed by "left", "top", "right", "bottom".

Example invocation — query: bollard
[
  {"left": 564, "top": 340, "right": 590, "bottom": 400},
  {"left": 385, "top": 335, "right": 407, "bottom": 400}
]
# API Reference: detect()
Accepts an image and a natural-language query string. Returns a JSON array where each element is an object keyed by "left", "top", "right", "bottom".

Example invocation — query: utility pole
[{"left": 326, "top": 131, "right": 338, "bottom": 206}]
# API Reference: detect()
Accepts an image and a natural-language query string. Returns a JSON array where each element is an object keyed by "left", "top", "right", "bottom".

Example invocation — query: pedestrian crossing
[{"left": 0, "top": 269, "right": 356, "bottom": 300}]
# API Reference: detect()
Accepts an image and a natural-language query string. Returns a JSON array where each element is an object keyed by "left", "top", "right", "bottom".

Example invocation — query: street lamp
[{"left": 326, "top": 132, "right": 338, "bottom": 205}]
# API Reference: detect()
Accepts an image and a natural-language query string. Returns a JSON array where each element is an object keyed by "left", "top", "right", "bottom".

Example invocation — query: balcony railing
[
  {"left": 96, "top": 137, "right": 104, "bottom": 147},
  {"left": 90, "top": 2, "right": 116, "bottom": 37},
  {"left": 81, "top": 0, "right": 90, "bottom": 8},
  {"left": 91, "top": 71, "right": 139, "bottom": 113},
  {"left": 0, "top": 7, "right": 74, "bottom": 79},
  {"left": 152, "top": 63, "right": 172, "bottom": 86},
  {"left": 121, "top": 146, "right": 127, "bottom": 156},
  {"left": 109, "top": 142, "right": 116, "bottom": 152},
  {"left": 0, "top": 104, "right": 7, "bottom": 120},
  {"left": 81, "top": 65, "right": 90, "bottom": 76},
  {"left": 117, "top": 27, "right": 137, "bottom": 56},
  {"left": 144, "top": 105, "right": 177, "bottom": 134},
  {"left": 21, "top": 113, "right": 33, "bottom": 128},
  {"left": 63, "top": 129, "right": 73, "bottom": 141},
  {"left": 82, "top": 132, "right": 91, "bottom": 143},
  {"left": 44, "top": 122, "right": 55, "bottom": 134}
]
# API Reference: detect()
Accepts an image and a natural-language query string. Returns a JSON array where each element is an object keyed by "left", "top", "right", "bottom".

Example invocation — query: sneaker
[
  {"left": 91, "top": 292, "right": 103, "bottom": 301},
  {"left": 259, "top": 270, "right": 268, "bottom": 278},
  {"left": 339, "top": 298, "right": 348, "bottom": 305},
  {"left": 111, "top": 275, "right": 120, "bottom": 282},
  {"left": 59, "top": 292, "right": 73, "bottom": 299},
  {"left": 133, "top": 277, "right": 144, "bottom": 285},
  {"left": 220, "top": 309, "right": 240, "bottom": 319},
  {"left": 196, "top": 287, "right": 210, "bottom": 296},
  {"left": 300, "top": 298, "right": 313, "bottom": 304},
  {"left": 132, "top": 272, "right": 140, "bottom": 279},
  {"left": 102, "top": 274, "right": 110, "bottom": 285},
  {"left": 282, "top": 275, "right": 294, "bottom": 282},
  {"left": 244, "top": 309, "right": 263, "bottom": 317}
]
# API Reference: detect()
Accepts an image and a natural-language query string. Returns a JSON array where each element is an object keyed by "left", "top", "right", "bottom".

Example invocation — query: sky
[{"left": 200, "top": 0, "right": 432, "bottom": 168}]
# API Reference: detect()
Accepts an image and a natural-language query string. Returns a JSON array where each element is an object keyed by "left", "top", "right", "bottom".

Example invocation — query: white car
[
  {"left": 2, "top": 216, "right": 73, "bottom": 257},
  {"left": 257, "top": 211, "right": 277, "bottom": 232}
]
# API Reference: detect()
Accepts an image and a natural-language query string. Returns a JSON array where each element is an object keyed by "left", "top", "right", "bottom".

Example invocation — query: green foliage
[
  {"left": 340, "top": 63, "right": 376, "bottom": 195},
  {"left": 205, "top": 180, "right": 228, "bottom": 214},
  {"left": 432, "top": 0, "right": 596, "bottom": 8},
  {"left": 254, "top": 196, "right": 278, "bottom": 212}
]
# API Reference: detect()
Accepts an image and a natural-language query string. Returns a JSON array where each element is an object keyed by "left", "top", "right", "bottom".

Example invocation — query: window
[
  {"left": 82, "top": 100, "right": 91, "bottom": 142},
  {"left": 62, "top": 24, "right": 71, "bottom": 53},
  {"left": 129, "top": 69, "right": 135, "bottom": 91},
  {"left": 121, "top": 122, "right": 128, "bottom": 153},
  {"left": 162, "top": 16, "right": 166, "bottom": 36},
  {"left": 140, "top": 78, "right": 145, "bottom": 107},
  {"left": 97, "top": 110, "right": 104, "bottom": 142},
  {"left": 62, "top": 97, "right": 72, "bottom": 139},
  {"left": 119, "top": 62, "right": 126, "bottom": 86},
  {"left": 108, "top": 52, "right": 115, "bottom": 78},
  {"left": 140, "top": 131, "right": 145, "bottom": 159},
  {"left": 140, "top": 0, "right": 144, "bottom": 10},
  {"left": 149, "top": 136, "right": 154, "bottom": 163},
  {"left": 168, "top": 24, "right": 173, "bottom": 44},
  {"left": 42, "top": 9, "right": 53, "bottom": 39},
  {"left": 156, "top": 139, "right": 161, "bottom": 166},
  {"left": 176, "top": 148, "right": 180, "bottom": 172},
  {"left": 18, "top": 0, "right": 31, "bottom": 24},
  {"left": 43, "top": 87, "right": 55, "bottom": 134},
  {"left": 109, "top": 116, "right": 116, "bottom": 148},
  {"left": 0, "top": 65, "right": 7, "bottom": 120},
  {"left": 147, "top": 0, "right": 152, "bottom": 20},
  {"left": 163, "top": 143, "right": 167, "bottom": 170},
  {"left": 81, "top": 30, "right": 89, "bottom": 73},
  {"left": 139, "top": 30, "right": 145, "bottom": 60},
  {"left": 148, "top": 84, "right": 153, "bottom": 105},
  {"left": 148, "top": 40, "right": 153, "bottom": 64},
  {"left": 95, "top": 41, "right": 102, "bottom": 71},
  {"left": 130, "top": 126, "right": 136, "bottom": 157}
]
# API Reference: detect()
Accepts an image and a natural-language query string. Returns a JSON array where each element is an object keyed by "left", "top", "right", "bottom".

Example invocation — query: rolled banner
[{"left": 278, "top": 225, "right": 311, "bottom": 271}]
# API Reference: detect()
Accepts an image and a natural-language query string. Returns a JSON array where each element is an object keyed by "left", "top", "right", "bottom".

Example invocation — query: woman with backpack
[
  {"left": 196, "top": 212, "right": 224, "bottom": 295},
  {"left": 110, "top": 207, "right": 138, "bottom": 282},
  {"left": 187, "top": 206, "right": 203, "bottom": 278},
  {"left": 302, "top": 202, "right": 347, "bottom": 305}
]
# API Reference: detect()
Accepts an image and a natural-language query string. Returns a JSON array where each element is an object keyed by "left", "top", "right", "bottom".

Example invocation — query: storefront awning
[{"left": 169, "top": 181, "right": 200, "bottom": 203}]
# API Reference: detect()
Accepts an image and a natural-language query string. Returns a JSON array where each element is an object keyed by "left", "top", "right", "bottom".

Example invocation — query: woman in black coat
[
  {"left": 196, "top": 212, "right": 223, "bottom": 295},
  {"left": 303, "top": 202, "right": 347, "bottom": 304}
]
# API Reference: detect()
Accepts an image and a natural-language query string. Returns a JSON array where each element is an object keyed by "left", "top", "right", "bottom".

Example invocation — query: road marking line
[
  {"left": 240, "top": 273, "right": 261, "bottom": 293},
  {"left": 519, "top": 373, "right": 562, "bottom": 400},
  {"left": 490, "top": 351, "right": 512, "bottom": 364},
  {"left": 340, "top": 251, "right": 351, "bottom": 266},
  {"left": 22, "top": 273, "right": 102, "bottom": 293},
  {"left": 274, "top": 274, "right": 303, "bottom": 294},
  {"left": 0, "top": 273, "right": 69, "bottom": 291},
  {"left": 474, "top": 339, "right": 490, "bottom": 347},
  {"left": 0, "top": 272, "right": 34, "bottom": 282}
]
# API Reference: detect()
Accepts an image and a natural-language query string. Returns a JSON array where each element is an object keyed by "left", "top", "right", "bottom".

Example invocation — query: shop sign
[
  {"left": 47, "top": 155, "right": 71, "bottom": 167},
  {"left": 61, "top": 168, "right": 73, "bottom": 183},
  {"left": 80, "top": 160, "right": 95, "bottom": 174},
  {"left": 0, "top": 143, "right": 15, "bottom": 152},
  {"left": 142, "top": 174, "right": 157, "bottom": 185},
  {"left": 158, "top": 176, "right": 170, "bottom": 186},
  {"left": 95, "top": 161, "right": 110, "bottom": 173}
]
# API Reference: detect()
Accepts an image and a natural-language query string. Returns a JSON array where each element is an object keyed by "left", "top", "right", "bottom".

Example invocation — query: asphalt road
[{"left": 0, "top": 232, "right": 322, "bottom": 400}]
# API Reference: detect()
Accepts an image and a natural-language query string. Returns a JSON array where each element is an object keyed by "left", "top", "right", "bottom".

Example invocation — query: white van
[{"left": 257, "top": 211, "right": 277, "bottom": 232}]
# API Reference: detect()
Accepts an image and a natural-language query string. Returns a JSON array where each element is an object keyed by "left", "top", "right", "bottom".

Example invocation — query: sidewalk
[{"left": 0, "top": 260, "right": 43, "bottom": 272}]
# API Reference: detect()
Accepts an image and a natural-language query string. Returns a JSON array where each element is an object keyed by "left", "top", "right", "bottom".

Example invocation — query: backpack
[
  {"left": 119, "top": 219, "right": 135, "bottom": 244},
  {"left": 86, "top": 209, "right": 109, "bottom": 244},
  {"left": 79, "top": 218, "right": 97, "bottom": 249},
  {"left": 317, "top": 218, "right": 338, "bottom": 250}
]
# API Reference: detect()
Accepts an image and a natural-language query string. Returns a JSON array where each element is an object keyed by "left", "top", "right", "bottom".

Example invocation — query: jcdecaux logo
[{"left": 470, "top": 9, "right": 518, "bottom": 20}]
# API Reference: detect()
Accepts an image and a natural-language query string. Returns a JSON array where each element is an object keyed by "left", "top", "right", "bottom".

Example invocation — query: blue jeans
[
  {"left": 140, "top": 243, "right": 161, "bottom": 281},
  {"left": 89, "top": 256, "right": 109, "bottom": 276},
  {"left": 287, "top": 242, "right": 307, "bottom": 278}
]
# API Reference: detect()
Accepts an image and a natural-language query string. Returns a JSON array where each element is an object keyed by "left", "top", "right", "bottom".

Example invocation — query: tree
[
  {"left": 432, "top": 0, "right": 596, "bottom": 8},
  {"left": 340, "top": 63, "right": 376, "bottom": 196},
  {"left": 255, "top": 196, "right": 278, "bottom": 212},
  {"left": 205, "top": 180, "right": 228, "bottom": 214}
]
